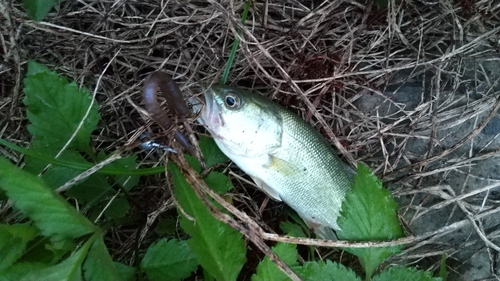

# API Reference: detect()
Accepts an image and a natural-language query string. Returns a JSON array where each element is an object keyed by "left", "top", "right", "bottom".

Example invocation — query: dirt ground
[{"left": 1, "top": 0, "right": 500, "bottom": 280}]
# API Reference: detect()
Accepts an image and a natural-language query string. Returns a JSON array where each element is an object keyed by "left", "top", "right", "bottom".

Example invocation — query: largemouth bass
[{"left": 193, "top": 84, "right": 353, "bottom": 239}]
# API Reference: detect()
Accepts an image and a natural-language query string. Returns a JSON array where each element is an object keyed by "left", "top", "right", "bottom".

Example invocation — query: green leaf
[
  {"left": 185, "top": 154, "right": 202, "bottom": 173},
  {"left": 83, "top": 234, "right": 121, "bottom": 281},
  {"left": 0, "top": 262, "right": 47, "bottom": 281},
  {"left": 279, "top": 221, "right": 307, "bottom": 238},
  {"left": 220, "top": 1, "right": 251, "bottom": 84},
  {"left": 24, "top": 142, "right": 96, "bottom": 189},
  {"left": 373, "top": 266, "right": 442, "bottom": 281},
  {"left": 66, "top": 150, "right": 140, "bottom": 205},
  {"left": 0, "top": 224, "right": 38, "bottom": 270},
  {"left": 96, "top": 152, "right": 140, "bottom": 191},
  {"left": 43, "top": 237, "right": 77, "bottom": 264},
  {"left": 298, "top": 260, "right": 361, "bottom": 281},
  {"left": 204, "top": 171, "right": 233, "bottom": 194},
  {"left": 64, "top": 173, "right": 113, "bottom": 204},
  {"left": 0, "top": 157, "right": 96, "bottom": 239},
  {"left": 252, "top": 243, "right": 298, "bottom": 281},
  {"left": 337, "top": 163, "right": 405, "bottom": 278},
  {"left": 114, "top": 262, "right": 136, "bottom": 281},
  {"left": 23, "top": 61, "right": 100, "bottom": 155},
  {"left": 140, "top": 238, "right": 198, "bottom": 281},
  {"left": 439, "top": 253, "right": 447, "bottom": 281},
  {"left": 19, "top": 235, "right": 94, "bottom": 281},
  {"left": 199, "top": 135, "right": 228, "bottom": 168},
  {"left": 153, "top": 216, "right": 177, "bottom": 236},
  {"left": 103, "top": 197, "right": 130, "bottom": 220},
  {"left": 24, "top": 145, "right": 136, "bottom": 209},
  {"left": 286, "top": 210, "right": 311, "bottom": 237},
  {"left": 0, "top": 138, "right": 166, "bottom": 176},
  {"left": 22, "top": 0, "right": 57, "bottom": 21},
  {"left": 170, "top": 162, "right": 246, "bottom": 281},
  {"left": 18, "top": 236, "right": 71, "bottom": 265}
]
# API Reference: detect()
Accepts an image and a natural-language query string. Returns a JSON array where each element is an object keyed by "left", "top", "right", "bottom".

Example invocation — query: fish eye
[{"left": 224, "top": 93, "right": 241, "bottom": 108}]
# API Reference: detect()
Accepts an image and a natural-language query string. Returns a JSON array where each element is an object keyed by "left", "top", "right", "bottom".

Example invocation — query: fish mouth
[{"left": 190, "top": 85, "right": 222, "bottom": 128}]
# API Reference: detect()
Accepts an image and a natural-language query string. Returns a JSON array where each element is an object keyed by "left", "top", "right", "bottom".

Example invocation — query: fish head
[{"left": 193, "top": 84, "right": 282, "bottom": 157}]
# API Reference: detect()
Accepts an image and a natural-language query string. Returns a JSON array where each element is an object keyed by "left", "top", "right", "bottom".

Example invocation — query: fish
[{"left": 192, "top": 84, "right": 353, "bottom": 240}]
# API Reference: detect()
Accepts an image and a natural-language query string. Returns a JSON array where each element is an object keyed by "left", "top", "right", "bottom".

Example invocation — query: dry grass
[{"left": 1, "top": 0, "right": 500, "bottom": 279}]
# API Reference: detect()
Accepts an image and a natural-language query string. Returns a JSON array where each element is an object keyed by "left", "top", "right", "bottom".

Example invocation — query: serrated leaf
[
  {"left": 297, "top": 260, "right": 361, "bottom": 281},
  {"left": 140, "top": 238, "right": 198, "bottom": 281},
  {"left": 199, "top": 135, "right": 228, "bottom": 168},
  {"left": 0, "top": 224, "right": 38, "bottom": 270},
  {"left": 279, "top": 221, "right": 307, "bottom": 238},
  {"left": 337, "top": 163, "right": 404, "bottom": 278},
  {"left": 286, "top": 209, "right": 311, "bottom": 237},
  {"left": 0, "top": 157, "right": 96, "bottom": 239},
  {"left": 83, "top": 235, "right": 121, "bottom": 281},
  {"left": 170, "top": 162, "right": 246, "bottom": 281},
  {"left": 19, "top": 236, "right": 93, "bottom": 281},
  {"left": 373, "top": 266, "right": 442, "bottom": 281},
  {"left": 252, "top": 243, "right": 298, "bottom": 281},
  {"left": 23, "top": 61, "right": 99, "bottom": 155},
  {"left": 22, "top": 0, "right": 57, "bottom": 21},
  {"left": 204, "top": 171, "right": 233, "bottom": 194}
]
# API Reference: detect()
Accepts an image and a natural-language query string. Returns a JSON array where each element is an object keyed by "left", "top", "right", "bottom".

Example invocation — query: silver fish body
[{"left": 193, "top": 84, "right": 352, "bottom": 239}]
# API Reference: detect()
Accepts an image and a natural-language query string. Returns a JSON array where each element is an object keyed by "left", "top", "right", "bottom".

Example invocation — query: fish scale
[
  {"left": 275, "top": 108, "right": 351, "bottom": 238},
  {"left": 193, "top": 84, "right": 352, "bottom": 240}
]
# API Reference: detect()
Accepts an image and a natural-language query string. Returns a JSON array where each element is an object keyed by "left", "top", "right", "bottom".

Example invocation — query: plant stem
[{"left": 221, "top": 1, "right": 251, "bottom": 84}]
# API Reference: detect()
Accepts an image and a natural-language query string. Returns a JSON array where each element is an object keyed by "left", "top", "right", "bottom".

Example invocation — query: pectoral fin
[
  {"left": 266, "top": 154, "right": 299, "bottom": 176},
  {"left": 251, "top": 177, "right": 282, "bottom": 202},
  {"left": 250, "top": 154, "right": 301, "bottom": 201}
]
